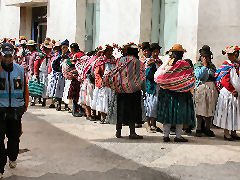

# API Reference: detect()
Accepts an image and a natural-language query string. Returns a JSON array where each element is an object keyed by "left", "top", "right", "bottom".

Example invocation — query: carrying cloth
[
  {"left": 75, "top": 55, "right": 90, "bottom": 81},
  {"left": 62, "top": 58, "right": 78, "bottom": 80},
  {"left": 154, "top": 59, "right": 195, "bottom": 92},
  {"left": 103, "top": 56, "right": 145, "bottom": 93},
  {"left": 214, "top": 60, "right": 239, "bottom": 91}
]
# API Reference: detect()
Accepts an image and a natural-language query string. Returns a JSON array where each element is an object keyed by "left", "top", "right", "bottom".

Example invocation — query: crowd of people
[
  {"left": 1, "top": 36, "right": 240, "bottom": 142},
  {"left": 1, "top": 35, "right": 240, "bottom": 178}
]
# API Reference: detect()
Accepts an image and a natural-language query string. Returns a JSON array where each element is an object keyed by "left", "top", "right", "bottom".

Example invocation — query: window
[{"left": 151, "top": 0, "right": 179, "bottom": 54}]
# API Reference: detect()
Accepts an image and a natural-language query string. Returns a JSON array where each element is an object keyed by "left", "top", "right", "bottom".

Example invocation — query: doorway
[{"left": 32, "top": 6, "right": 47, "bottom": 45}]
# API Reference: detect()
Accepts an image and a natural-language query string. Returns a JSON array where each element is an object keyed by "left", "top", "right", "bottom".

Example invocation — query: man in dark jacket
[{"left": 0, "top": 43, "right": 29, "bottom": 179}]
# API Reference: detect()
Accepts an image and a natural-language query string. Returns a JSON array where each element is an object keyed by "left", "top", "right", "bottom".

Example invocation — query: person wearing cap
[
  {"left": 34, "top": 41, "right": 53, "bottom": 106},
  {"left": 214, "top": 46, "right": 240, "bottom": 141},
  {"left": 154, "top": 44, "right": 195, "bottom": 142},
  {"left": 51, "top": 39, "right": 71, "bottom": 112},
  {"left": 145, "top": 43, "right": 163, "bottom": 133},
  {"left": 91, "top": 45, "right": 115, "bottom": 123},
  {"left": 194, "top": 45, "right": 218, "bottom": 137},
  {"left": 26, "top": 40, "right": 38, "bottom": 106},
  {"left": 139, "top": 42, "right": 151, "bottom": 63},
  {"left": 0, "top": 43, "right": 29, "bottom": 178}
]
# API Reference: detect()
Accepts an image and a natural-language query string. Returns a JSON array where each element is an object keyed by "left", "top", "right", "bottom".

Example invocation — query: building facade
[{"left": 0, "top": 0, "right": 240, "bottom": 66}]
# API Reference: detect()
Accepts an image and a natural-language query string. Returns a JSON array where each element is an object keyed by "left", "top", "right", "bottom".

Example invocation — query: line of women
[{"left": 8, "top": 36, "right": 240, "bottom": 142}]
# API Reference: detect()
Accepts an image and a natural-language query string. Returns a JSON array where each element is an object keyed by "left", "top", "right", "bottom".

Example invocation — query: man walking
[{"left": 0, "top": 43, "right": 28, "bottom": 179}]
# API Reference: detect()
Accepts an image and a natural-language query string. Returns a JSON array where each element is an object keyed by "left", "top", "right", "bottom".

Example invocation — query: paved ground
[{"left": 2, "top": 105, "right": 240, "bottom": 179}]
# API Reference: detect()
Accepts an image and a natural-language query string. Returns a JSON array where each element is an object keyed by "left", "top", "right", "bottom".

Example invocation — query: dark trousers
[
  {"left": 0, "top": 116, "right": 21, "bottom": 174},
  {"left": 116, "top": 122, "right": 135, "bottom": 134}
]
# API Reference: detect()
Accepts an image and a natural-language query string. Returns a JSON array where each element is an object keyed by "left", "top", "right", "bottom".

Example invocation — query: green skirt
[{"left": 157, "top": 88, "right": 195, "bottom": 127}]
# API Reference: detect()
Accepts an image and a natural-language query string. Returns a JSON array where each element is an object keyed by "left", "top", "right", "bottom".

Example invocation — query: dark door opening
[{"left": 32, "top": 6, "right": 47, "bottom": 45}]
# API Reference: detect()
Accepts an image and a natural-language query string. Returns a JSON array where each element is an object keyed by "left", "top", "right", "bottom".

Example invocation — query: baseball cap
[{"left": 0, "top": 43, "right": 15, "bottom": 56}]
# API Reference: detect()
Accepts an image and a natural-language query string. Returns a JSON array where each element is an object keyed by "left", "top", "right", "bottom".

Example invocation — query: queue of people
[{"left": 1, "top": 36, "right": 240, "bottom": 178}]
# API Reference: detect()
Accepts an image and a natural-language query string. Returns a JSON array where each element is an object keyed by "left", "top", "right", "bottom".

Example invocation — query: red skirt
[{"left": 68, "top": 79, "right": 81, "bottom": 101}]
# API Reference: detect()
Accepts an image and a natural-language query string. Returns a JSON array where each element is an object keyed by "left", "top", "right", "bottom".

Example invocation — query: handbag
[{"left": 28, "top": 80, "right": 44, "bottom": 98}]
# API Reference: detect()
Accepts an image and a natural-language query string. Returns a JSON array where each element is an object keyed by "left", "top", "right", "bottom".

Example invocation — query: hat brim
[
  {"left": 26, "top": 44, "right": 37, "bottom": 46},
  {"left": 169, "top": 49, "right": 187, "bottom": 52}
]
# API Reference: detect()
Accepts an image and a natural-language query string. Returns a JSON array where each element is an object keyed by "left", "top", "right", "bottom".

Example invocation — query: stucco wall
[
  {"left": 177, "top": 0, "right": 199, "bottom": 62},
  {"left": 99, "top": 0, "right": 141, "bottom": 46},
  {"left": 47, "top": 0, "right": 76, "bottom": 43},
  {"left": 197, "top": 0, "right": 240, "bottom": 68},
  {"left": 0, "top": 0, "right": 20, "bottom": 39}
]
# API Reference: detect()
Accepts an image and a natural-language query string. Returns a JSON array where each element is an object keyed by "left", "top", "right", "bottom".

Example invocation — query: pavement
[{"left": 2, "top": 105, "right": 240, "bottom": 180}]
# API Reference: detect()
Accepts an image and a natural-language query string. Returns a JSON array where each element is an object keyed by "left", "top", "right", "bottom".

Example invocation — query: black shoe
[
  {"left": 49, "top": 104, "right": 56, "bottom": 108},
  {"left": 129, "top": 134, "right": 143, "bottom": 139},
  {"left": 72, "top": 112, "right": 82, "bottom": 117},
  {"left": 196, "top": 130, "right": 202, "bottom": 137},
  {"left": 42, "top": 102, "right": 46, "bottom": 107},
  {"left": 56, "top": 106, "right": 61, "bottom": 111},
  {"left": 174, "top": 137, "right": 188, "bottom": 142},
  {"left": 90, "top": 117, "right": 96, "bottom": 121},
  {"left": 155, "top": 127, "right": 163, "bottom": 133},
  {"left": 224, "top": 135, "right": 234, "bottom": 141},
  {"left": 163, "top": 137, "right": 170, "bottom": 142},
  {"left": 204, "top": 130, "right": 215, "bottom": 137},
  {"left": 185, "top": 128, "right": 192, "bottom": 134},
  {"left": 231, "top": 134, "right": 240, "bottom": 140}
]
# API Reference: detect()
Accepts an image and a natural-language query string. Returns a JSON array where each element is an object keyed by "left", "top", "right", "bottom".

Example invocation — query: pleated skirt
[{"left": 157, "top": 88, "right": 196, "bottom": 127}]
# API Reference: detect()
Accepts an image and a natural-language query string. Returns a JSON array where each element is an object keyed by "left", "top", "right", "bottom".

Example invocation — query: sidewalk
[{"left": 22, "top": 106, "right": 240, "bottom": 180}]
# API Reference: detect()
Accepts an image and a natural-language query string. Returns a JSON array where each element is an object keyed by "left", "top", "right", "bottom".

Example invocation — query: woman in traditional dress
[
  {"left": 51, "top": 40, "right": 70, "bottom": 111},
  {"left": 214, "top": 46, "right": 240, "bottom": 141},
  {"left": 139, "top": 42, "right": 151, "bottom": 64},
  {"left": 92, "top": 45, "right": 115, "bottom": 123},
  {"left": 26, "top": 40, "right": 38, "bottom": 106},
  {"left": 68, "top": 43, "right": 85, "bottom": 117},
  {"left": 113, "top": 44, "right": 145, "bottom": 139},
  {"left": 145, "top": 43, "right": 163, "bottom": 133},
  {"left": 154, "top": 44, "right": 195, "bottom": 142},
  {"left": 47, "top": 41, "right": 62, "bottom": 109},
  {"left": 194, "top": 45, "right": 218, "bottom": 137},
  {"left": 34, "top": 41, "right": 53, "bottom": 106}
]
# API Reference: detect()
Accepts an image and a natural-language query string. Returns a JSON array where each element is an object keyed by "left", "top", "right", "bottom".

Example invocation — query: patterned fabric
[
  {"left": 222, "top": 46, "right": 240, "bottom": 55},
  {"left": 214, "top": 60, "right": 239, "bottom": 91},
  {"left": 68, "top": 79, "right": 81, "bottom": 101},
  {"left": 93, "top": 56, "right": 112, "bottom": 71},
  {"left": 62, "top": 58, "right": 78, "bottom": 80},
  {"left": 28, "top": 80, "right": 44, "bottom": 98},
  {"left": 75, "top": 55, "right": 90, "bottom": 81},
  {"left": 154, "top": 59, "right": 195, "bottom": 92},
  {"left": 82, "top": 56, "right": 97, "bottom": 80},
  {"left": 103, "top": 56, "right": 145, "bottom": 93}
]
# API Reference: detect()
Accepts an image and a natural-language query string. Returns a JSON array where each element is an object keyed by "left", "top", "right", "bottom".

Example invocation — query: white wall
[
  {"left": 47, "top": 0, "right": 76, "bottom": 43},
  {"left": 197, "top": 0, "right": 240, "bottom": 68},
  {"left": 177, "top": 0, "right": 199, "bottom": 62},
  {"left": 99, "top": 0, "right": 141, "bottom": 46},
  {"left": 0, "top": 0, "right": 20, "bottom": 39}
]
